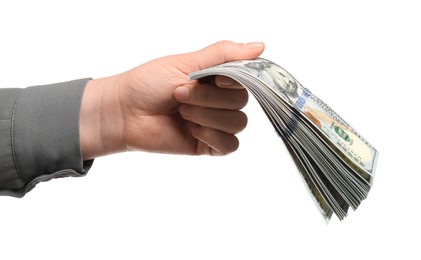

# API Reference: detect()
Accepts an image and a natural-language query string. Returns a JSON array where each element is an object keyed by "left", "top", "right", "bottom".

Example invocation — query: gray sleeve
[{"left": 0, "top": 79, "right": 93, "bottom": 197}]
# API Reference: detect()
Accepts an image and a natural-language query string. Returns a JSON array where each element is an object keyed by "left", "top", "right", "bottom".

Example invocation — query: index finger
[{"left": 173, "top": 83, "right": 248, "bottom": 110}]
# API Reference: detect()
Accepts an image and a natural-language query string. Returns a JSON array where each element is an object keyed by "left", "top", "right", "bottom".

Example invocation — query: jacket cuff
[
  {"left": 0, "top": 89, "right": 24, "bottom": 191},
  {"left": 2, "top": 79, "right": 93, "bottom": 197}
]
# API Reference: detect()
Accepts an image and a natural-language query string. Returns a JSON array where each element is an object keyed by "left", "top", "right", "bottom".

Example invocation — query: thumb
[{"left": 186, "top": 40, "right": 265, "bottom": 71}]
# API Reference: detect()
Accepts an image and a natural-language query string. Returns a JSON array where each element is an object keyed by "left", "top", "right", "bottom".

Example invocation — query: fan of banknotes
[{"left": 190, "top": 58, "right": 379, "bottom": 222}]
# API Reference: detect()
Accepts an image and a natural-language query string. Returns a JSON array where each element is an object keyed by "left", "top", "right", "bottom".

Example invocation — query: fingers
[
  {"left": 184, "top": 40, "right": 265, "bottom": 71},
  {"left": 179, "top": 105, "right": 247, "bottom": 134},
  {"left": 173, "top": 68, "right": 251, "bottom": 155},
  {"left": 215, "top": 75, "right": 244, "bottom": 89},
  {"left": 200, "top": 41, "right": 265, "bottom": 69},
  {"left": 190, "top": 125, "right": 240, "bottom": 156},
  {"left": 178, "top": 104, "right": 247, "bottom": 155},
  {"left": 173, "top": 84, "right": 248, "bottom": 110}
]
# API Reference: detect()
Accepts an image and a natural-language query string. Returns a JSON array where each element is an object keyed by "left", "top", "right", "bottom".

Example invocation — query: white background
[{"left": 1, "top": 1, "right": 419, "bottom": 259}]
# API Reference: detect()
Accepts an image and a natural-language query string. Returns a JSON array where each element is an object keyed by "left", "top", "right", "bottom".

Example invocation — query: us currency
[{"left": 190, "top": 58, "right": 379, "bottom": 222}]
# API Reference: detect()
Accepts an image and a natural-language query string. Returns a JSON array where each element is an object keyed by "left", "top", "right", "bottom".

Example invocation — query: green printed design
[{"left": 334, "top": 126, "right": 351, "bottom": 142}]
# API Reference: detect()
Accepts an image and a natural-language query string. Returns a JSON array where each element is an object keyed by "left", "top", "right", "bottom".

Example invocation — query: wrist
[{"left": 79, "top": 75, "right": 126, "bottom": 160}]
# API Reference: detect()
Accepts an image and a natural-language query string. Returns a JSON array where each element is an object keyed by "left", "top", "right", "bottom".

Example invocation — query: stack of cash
[{"left": 190, "top": 58, "right": 378, "bottom": 222}]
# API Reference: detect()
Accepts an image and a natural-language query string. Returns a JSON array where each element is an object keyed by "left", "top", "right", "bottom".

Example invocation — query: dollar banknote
[{"left": 190, "top": 58, "right": 378, "bottom": 222}]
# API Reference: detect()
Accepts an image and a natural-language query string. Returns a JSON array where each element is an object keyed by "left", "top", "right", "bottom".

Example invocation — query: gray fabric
[
  {"left": 0, "top": 89, "right": 25, "bottom": 190},
  {"left": 0, "top": 79, "right": 93, "bottom": 197}
]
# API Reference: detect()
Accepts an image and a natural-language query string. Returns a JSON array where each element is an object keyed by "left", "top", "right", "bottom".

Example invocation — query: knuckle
[
  {"left": 232, "top": 89, "right": 249, "bottom": 110},
  {"left": 236, "top": 112, "right": 248, "bottom": 132},
  {"left": 216, "top": 135, "right": 239, "bottom": 155},
  {"left": 239, "top": 89, "right": 249, "bottom": 108},
  {"left": 194, "top": 126, "right": 240, "bottom": 156},
  {"left": 225, "top": 136, "right": 240, "bottom": 154},
  {"left": 215, "top": 40, "right": 232, "bottom": 51},
  {"left": 227, "top": 112, "right": 248, "bottom": 134},
  {"left": 213, "top": 40, "right": 232, "bottom": 63}
]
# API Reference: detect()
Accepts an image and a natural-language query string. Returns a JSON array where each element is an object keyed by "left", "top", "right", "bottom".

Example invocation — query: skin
[{"left": 79, "top": 40, "right": 265, "bottom": 160}]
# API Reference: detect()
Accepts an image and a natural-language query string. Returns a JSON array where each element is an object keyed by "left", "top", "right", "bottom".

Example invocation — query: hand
[{"left": 80, "top": 40, "right": 265, "bottom": 159}]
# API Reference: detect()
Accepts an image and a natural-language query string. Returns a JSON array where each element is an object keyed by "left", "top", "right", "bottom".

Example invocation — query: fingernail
[
  {"left": 174, "top": 86, "right": 189, "bottom": 101},
  {"left": 245, "top": 42, "right": 264, "bottom": 49},
  {"left": 217, "top": 76, "right": 235, "bottom": 86},
  {"left": 179, "top": 105, "right": 191, "bottom": 117}
]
